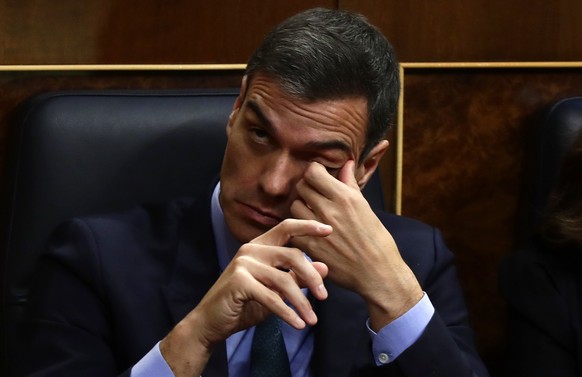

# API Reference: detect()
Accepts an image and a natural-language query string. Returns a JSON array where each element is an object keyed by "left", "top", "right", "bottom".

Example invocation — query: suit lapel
[
  {"left": 312, "top": 281, "right": 370, "bottom": 377},
  {"left": 162, "top": 196, "right": 228, "bottom": 377}
]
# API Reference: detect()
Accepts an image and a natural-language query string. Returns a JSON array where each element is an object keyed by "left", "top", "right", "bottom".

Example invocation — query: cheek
[
  {"left": 220, "top": 140, "right": 260, "bottom": 188},
  {"left": 221, "top": 128, "right": 246, "bottom": 171}
]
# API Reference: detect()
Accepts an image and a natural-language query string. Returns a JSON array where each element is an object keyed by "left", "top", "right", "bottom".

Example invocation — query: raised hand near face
[
  {"left": 160, "top": 218, "right": 331, "bottom": 377},
  {"left": 290, "top": 161, "right": 423, "bottom": 332}
]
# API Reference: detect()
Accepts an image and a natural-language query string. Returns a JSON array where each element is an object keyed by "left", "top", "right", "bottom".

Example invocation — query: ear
[
  {"left": 355, "top": 140, "right": 389, "bottom": 189},
  {"left": 227, "top": 75, "right": 248, "bottom": 137}
]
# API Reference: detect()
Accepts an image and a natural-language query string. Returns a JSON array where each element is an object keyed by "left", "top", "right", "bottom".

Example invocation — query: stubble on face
[{"left": 219, "top": 75, "right": 369, "bottom": 243}]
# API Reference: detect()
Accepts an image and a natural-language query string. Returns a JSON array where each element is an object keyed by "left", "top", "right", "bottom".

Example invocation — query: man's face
[{"left": 219, "top": 74, "right": 372, "bottom": 243}]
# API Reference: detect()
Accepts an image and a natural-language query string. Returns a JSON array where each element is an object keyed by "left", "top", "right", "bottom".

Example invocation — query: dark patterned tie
[{"left": 250, "top": 315, "right": 292, "bottom": 377}]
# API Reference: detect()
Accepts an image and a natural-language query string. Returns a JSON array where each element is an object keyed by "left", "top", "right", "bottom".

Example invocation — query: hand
[
  {"left": 160, "top": 219, "right": 330, "bottom": 376},
  {"left": 290, "top": 161, "right": 423, "bottom": 330}
]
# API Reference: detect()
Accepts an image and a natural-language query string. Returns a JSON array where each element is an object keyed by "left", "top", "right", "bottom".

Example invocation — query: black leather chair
[
  {"left": 0, "top": 89, "right": 386, "bottom": 373},
  {"left": 516, "top": 97, "right": 582, "bottom": 247},
  {"left": 531, "top": 97, "right": 582, "bottom": 220}
]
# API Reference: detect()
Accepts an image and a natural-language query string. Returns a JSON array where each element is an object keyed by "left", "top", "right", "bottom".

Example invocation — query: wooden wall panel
[
  {"left": 342, "top": 0, "right": 582, "bottom": 62},
  {"left": 0, "top": 0, "right": 335, "bottom": 64},
  {"left": 401, "top": 66, "right": 582, "bottom": 370},
  {"left": 3, "top": 1, "right": 582, "bottom": 64}
]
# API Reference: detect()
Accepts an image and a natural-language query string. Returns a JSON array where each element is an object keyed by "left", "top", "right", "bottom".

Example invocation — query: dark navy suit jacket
[{"left": 19, "top": 194, "right": 488, "bottom": 377}]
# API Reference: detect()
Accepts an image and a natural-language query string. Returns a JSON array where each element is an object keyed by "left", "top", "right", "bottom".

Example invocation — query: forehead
[{"left": 242, "top": 75, "right": 369, "bottom": 151}]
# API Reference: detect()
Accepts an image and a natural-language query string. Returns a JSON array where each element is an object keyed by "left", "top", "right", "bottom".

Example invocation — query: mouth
[{"left": 237, "top": 202, "right": 283, "bottom": 228}]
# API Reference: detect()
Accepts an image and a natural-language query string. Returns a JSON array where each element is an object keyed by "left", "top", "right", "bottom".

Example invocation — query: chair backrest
[
  {"left": 0, "top": 89, "right": 386, "bottom": 371},
  {"left": 532, "top": 97, "right": 582, "bottom": 217},
  {"left": 516, "top": 96, "right": 582, "bottom": 247}
]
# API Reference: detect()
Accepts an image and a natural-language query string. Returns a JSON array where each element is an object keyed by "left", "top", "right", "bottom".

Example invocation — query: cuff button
[{"left": 378, "top": 353, "right": 390, "bottom": 364}]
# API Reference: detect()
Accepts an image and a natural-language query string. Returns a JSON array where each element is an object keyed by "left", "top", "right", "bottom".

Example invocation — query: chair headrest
[{"left": 533, "top": 97, "right": 582, "bottom": 215}]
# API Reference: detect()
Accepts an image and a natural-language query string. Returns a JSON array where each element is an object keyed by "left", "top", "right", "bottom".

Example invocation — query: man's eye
[
  {"left": 324, "top": 166, "right": 341, "bottom": 176},
  {"left": 250, "top": 128, "right": 269, "bottom": 141}
]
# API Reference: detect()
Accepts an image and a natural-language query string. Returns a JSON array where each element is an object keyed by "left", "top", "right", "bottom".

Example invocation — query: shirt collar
[{"left": 211, "top": 182, "right": 242, "bottom": 271}]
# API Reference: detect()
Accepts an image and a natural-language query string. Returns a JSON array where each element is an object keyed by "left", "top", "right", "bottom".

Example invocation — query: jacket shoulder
[
  {"left": 374, "top": 210, "right": 440, "bottom": 252},
  {"left": 374, "top": 210, "right": 452, "bottom": 282},
  {"left": 44, "top": 198, "right": 209, "bottom": 277}
]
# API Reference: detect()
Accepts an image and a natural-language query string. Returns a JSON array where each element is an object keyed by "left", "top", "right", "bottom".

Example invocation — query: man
[{"left": 19, "top": 8, "right": 488, "bottom": 377}]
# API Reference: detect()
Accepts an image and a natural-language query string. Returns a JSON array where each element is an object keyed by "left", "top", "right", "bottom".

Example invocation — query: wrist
[
  {"left": 160, "top": 315, "right": 214, "bottom": 377},
  {"left": 365, "top": 281, "right": 423, "bottom": 332}
]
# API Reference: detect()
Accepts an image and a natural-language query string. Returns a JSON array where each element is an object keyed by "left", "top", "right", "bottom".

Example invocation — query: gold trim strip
[
  {"left": 3, "top": 61, "right": 579, "bottom": 71},
  {"left": 394, "top": 65, "right": 405, "bottom": 215},
  {"left": 0, "top": 64, "right": 247, "bottom": 71},
  {"left": 401, "top": 61, "right": 582, "bottom": 69}
]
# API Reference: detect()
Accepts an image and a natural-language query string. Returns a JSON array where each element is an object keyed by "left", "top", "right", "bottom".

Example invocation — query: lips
[{"left": 238, "top": 202, "right": 283, "bottom": 228}]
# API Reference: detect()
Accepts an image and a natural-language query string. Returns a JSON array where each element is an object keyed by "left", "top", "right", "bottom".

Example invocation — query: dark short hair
[{"left": 245, "top": 7, "right": 400, "bottom": 162}]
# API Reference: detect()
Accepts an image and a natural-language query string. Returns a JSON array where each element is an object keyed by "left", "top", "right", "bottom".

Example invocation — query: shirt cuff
[
  {"left": 367, "top": 292, "right": 435, "bottom": 366},
  {"left": 131, "top": 341, "right": 175, "bottom": 377}
]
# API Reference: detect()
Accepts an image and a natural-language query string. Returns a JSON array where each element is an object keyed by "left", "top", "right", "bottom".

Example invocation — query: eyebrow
[
  {"left": 304, "top": 139, "right": 352, "bottom": 154},
  {"left": 245, "top": 99, "right": 353, "bottom": 154},
  {"left": 247, "top": 100, "right": 272, "bottom": 128}
]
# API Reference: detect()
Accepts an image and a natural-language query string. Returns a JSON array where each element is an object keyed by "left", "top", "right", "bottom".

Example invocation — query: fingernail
[
  {"left": 295, "top": 317, "right": 306, "bottom": 329},
  {"left": 318, "top": 224, "right": 332, "bottom": 232},
  {"left": 308, "top": 310, "right": 318, "bottom": 324},
  {"left": 317, "top": 283, "right": 328, "bottom": 298}
]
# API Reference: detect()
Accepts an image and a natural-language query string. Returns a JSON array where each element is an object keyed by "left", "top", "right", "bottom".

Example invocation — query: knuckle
[
  {"left": 229, "top": 255, "right": 253, "bottom": 272},
  {"left": 294, "top": 297, "right": 311, "bottom": 313},
  {"left": 280, "top": 218, "right": 296, "bottom": 228},
  {"left": 227, "top": 264, "right": 251, "bottom": 286},
  {"left": 274, "top": 270, "right": 294, "bottom": 287},
  {"left": 229, "top": 258, "right": 246, "bottom": 271},
  {"left": 263, "top": 291, "right": 280, "bottom": 307},
  {"left": 286, "top": 289, "right": 311, "bottom": 314},
  {"left": 307, "top": 268, "right": 322, "bottom": 283},
  {"left": 238, "top": 243, "right": 254, "bottom": 255}
]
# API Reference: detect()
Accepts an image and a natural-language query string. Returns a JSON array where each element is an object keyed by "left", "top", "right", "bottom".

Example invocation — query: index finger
[
  {"left": 301, "top": 161, "right": 359, "bottom": 202},
  {"left": 251, "top": 218, "right": 332, "bottom": 247}
]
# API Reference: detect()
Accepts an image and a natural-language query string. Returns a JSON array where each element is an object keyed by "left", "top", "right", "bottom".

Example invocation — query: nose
[{"left": 259, "top": 152, "right": 302, "bottom": 199}]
